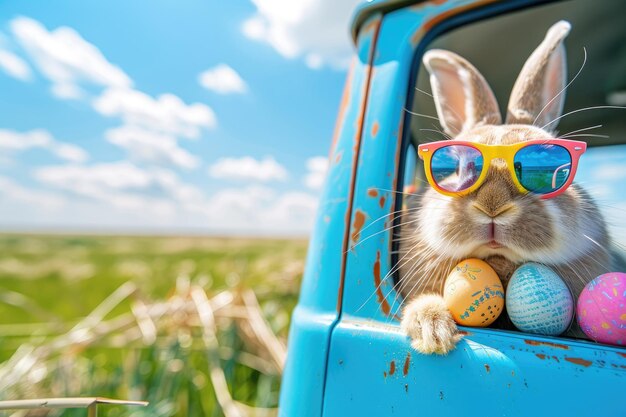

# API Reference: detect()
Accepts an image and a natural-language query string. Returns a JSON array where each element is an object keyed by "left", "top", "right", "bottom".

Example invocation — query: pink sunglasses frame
[{"left": 417, "top": 138, "right": 588, "bottom": 199}]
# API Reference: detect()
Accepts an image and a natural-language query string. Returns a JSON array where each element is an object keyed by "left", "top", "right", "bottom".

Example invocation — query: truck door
[{"left": 323, "top": 1, "right": 626, "bottom": 416}]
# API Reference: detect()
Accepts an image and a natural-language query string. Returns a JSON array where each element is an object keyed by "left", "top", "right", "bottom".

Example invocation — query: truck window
[{"left": 397, "top": 0, "right": 626, "bottom": 336}]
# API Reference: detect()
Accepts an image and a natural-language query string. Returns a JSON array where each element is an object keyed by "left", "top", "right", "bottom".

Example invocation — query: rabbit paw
[{"left": 401, "top": 294, "right": 462, "bottom": 355}]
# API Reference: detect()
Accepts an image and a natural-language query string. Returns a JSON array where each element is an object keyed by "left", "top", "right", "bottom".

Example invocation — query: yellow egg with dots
[{"left": 443, "top": 258, "right": 505, "bottom": 327}]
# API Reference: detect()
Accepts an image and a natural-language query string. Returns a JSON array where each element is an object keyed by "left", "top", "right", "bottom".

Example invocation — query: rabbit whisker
[{"left": 541, "top": 105, "right": 626, "bottom": 131}]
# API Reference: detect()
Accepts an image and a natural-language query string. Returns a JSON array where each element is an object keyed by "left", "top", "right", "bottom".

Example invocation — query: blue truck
[{"left": 279, "top": 0, "right": 626, "bottom": 416}]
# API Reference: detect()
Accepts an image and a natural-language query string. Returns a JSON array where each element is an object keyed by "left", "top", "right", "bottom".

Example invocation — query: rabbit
[{"left": 399, "top": 20, "right": 611, "bottom": 355}]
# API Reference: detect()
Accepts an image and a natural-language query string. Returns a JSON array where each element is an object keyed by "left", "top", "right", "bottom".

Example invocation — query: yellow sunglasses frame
[{"left": 417, "top": 139, "right": 587, "bottom": 199}]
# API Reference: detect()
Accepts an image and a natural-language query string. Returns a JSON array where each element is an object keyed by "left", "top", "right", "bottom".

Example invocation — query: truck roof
[{"left": 351, "top": 0, "right": 425, "bottom": 43}]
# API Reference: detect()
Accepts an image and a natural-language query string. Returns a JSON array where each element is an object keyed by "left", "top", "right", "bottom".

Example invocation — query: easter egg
[
  {"left": 577, "top": 272, "right": 626, "bottom": 346},
  {"left": 443, "top": 258, "right": 505, "bottom": 327},
  {"left": 506, "top": 263, "right": 573, "bottom": 336}
]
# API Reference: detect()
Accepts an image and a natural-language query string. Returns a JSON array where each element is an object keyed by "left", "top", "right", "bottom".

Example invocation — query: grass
[{"left": 0, "top": 234, "right": 308, "bottom": 417}]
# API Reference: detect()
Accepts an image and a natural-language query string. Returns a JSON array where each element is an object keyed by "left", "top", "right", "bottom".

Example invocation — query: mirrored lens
[
  {"left": 513, "top": 144, "right": 572, "bottom": 194},
  {"left": 431, "top": 145, "right": 483, "bottom": 192}
]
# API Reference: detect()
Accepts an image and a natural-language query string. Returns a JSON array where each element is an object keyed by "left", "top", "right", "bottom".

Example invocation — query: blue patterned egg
[{"left": 506, "top": 263, "right": 574, "bottom": 336}]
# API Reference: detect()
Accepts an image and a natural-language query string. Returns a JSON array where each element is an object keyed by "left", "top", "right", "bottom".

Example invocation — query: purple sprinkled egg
[{"left": 577, "top": 272, "right": 626, "bottom": 346}]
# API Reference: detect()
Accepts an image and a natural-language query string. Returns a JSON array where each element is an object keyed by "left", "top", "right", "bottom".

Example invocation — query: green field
[{"left": 0, "top": 234, "right": 308, "bottom": 416}]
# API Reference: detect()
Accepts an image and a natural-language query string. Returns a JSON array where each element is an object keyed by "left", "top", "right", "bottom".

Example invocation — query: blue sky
[{"left": 0, "top": 0, "right": 361, "bottom": 235}]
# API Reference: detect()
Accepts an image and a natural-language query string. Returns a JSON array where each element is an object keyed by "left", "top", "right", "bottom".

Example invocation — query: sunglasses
[{"left": 417, "top": 139, "right": 587, "bottom": 199}]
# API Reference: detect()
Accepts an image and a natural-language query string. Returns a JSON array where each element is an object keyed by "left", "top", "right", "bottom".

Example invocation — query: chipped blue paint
[{"left": 324, "top": 323, "right": 626, "bottom": 417}]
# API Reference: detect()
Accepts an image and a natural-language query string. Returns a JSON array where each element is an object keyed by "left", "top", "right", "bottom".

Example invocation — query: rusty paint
[
  {"left": 552, "top": 356, "right": 560, "bottom": 363},
  {"left": 351, "top": 210, "right": 366, "bottom": 244},
  {"left": 409, "top": 3, "right": 426, "bottom": 12},
  {"left": 379, "top": 195, "right": 386, "bottom": 209},
  {"left": 362, "top": 18, "right": 379, "bottom": 35},
  {"left": 371, "top": 121, "right": 380, "bottom": 138},
  {"left": 383, "top": 371, "right": 387, "bottom": 378},
  {"left": 352, "top": 98, "right": 367, "bottom": 150},
  {"left": 565, "top": 357, "right": 593, "bottom": 367},
  {"left": 334, "top": 150, "right": 343, "bottom": 164},
  {"left": 410, "top": 0, "right": 499, "bottom": 46},
  {"left": 484, "top": 364, "right": 490, "bottom": 373},
  {"left": 367, "top": 188, "right": 378, "bottom": 198},
  {"left": 410, "top": 0, "right": 449, "bottom": 8},
  {"left": 524, "top": 339, "right": 569, "bottom": 350},
  {"left": 618, "top": 352, "right": 626, "bottom": 358},
  {"left": 403, "top": 353, "right": 411, "bottom": 376},
  {"left": 373, "top": 251, "right": 391, "bottom": 315},
  {"left": 330, "top": 61, "right": 354, "bottom": 157},
  {"left": 336, "top": 16, "right": 382, "bottom": 314},
  {"left": 536, "top": 353, "right": 546, "bottom": 360},
  {"left": 389, "top": 360, "right": 396, "bottom": 376},
  {"left": 386, "top": 113, "right": 405, "bottom": 259},
  {"left": 458, "top": 330, "right": 472, "bottom": 336},
  {"left": 404, "top": 184, "right": 418, "bottom": 195}
]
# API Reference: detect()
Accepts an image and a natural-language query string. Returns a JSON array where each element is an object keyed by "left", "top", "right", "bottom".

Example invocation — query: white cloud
[
  {"left": 0, "top": 49, "right": 32, "bottom": 81},
  {"left": 208, "top": 156, "right": 288, "bottom": 182},
  {"left": 93, "top": 88, "right": 216, "bottom": 138},
  {"left": 303, "top": 156, "right": 328, "bottom": 190},
  {"left": 51, "top": 82, "right": 83, "bottom": 99},
  {"left": 305, "top": 53, "right": 323, "bottom": 70},
  {"left": 10, "top": 16, "right": 132, "bottom": 99},
  {"left": 105, "top": 125, "right": 199, "bottom": 169},
  {"left": 7, "top": 17, "right": 217, "bottom": 136},
  {"left": 0, "top": 129, "right": 88, "bottom": 163},
  {"left": 52, "top": 142, "right": 89, "bottom": 163},
  {"left": 206, "top": 186, "right": 319, "bottom": 233},
  {"left": 242, "top": 0, "right": 360, "bottom": 69},
  {"left": 0, "top": 175, "right": 66, "bottom": 208},
  {"left": 35, "top": 162, "right": 156, "bottom": 192},
  {"left": 199, "top": 64, "right": 248, "bottom": 94},
  {"left": 261, "top": 191, "right": 319, "bottom": 226},
  {"left": 29, "top": 162, "right": 318, "bottom": 235},
  {"left": 33, "top": 162, "right": 204, "bottom": 213},
  {"left": 208, "top": 185, "right": 274, "bottom": 216}
]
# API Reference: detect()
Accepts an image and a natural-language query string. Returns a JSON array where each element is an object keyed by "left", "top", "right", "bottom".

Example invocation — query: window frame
[{"left": 338, "top": 0, "right": 566, "bottom": 322}]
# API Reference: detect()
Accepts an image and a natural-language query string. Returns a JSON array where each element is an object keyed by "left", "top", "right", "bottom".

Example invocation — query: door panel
[{"left": 324, "top": 319, "right": 626, "bottom": 417}]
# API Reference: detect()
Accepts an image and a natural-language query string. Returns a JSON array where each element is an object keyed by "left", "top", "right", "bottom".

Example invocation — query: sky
[{"left": 0, "top": 0, "right": 361, "bottom": 235}]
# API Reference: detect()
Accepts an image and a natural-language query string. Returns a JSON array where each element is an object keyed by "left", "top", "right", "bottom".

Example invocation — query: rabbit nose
[
  {"left": 472, "top": 165, "right": 519, "bottom": 217},
  {"left": 472, "top": 201, "right": 515, "bottom": 218}
]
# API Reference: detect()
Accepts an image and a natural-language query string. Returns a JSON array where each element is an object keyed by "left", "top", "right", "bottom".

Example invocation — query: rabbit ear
[
  {"left": 423, "top": 50, "right": 502, "bottom": 137},
  {"left": 506, "top": 21, "right": 571, "bottom": 130}
]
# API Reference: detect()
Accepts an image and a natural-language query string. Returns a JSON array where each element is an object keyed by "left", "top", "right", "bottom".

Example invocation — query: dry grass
[{"left": 0, "top": 234, "right": 307, "bottom": 417}]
